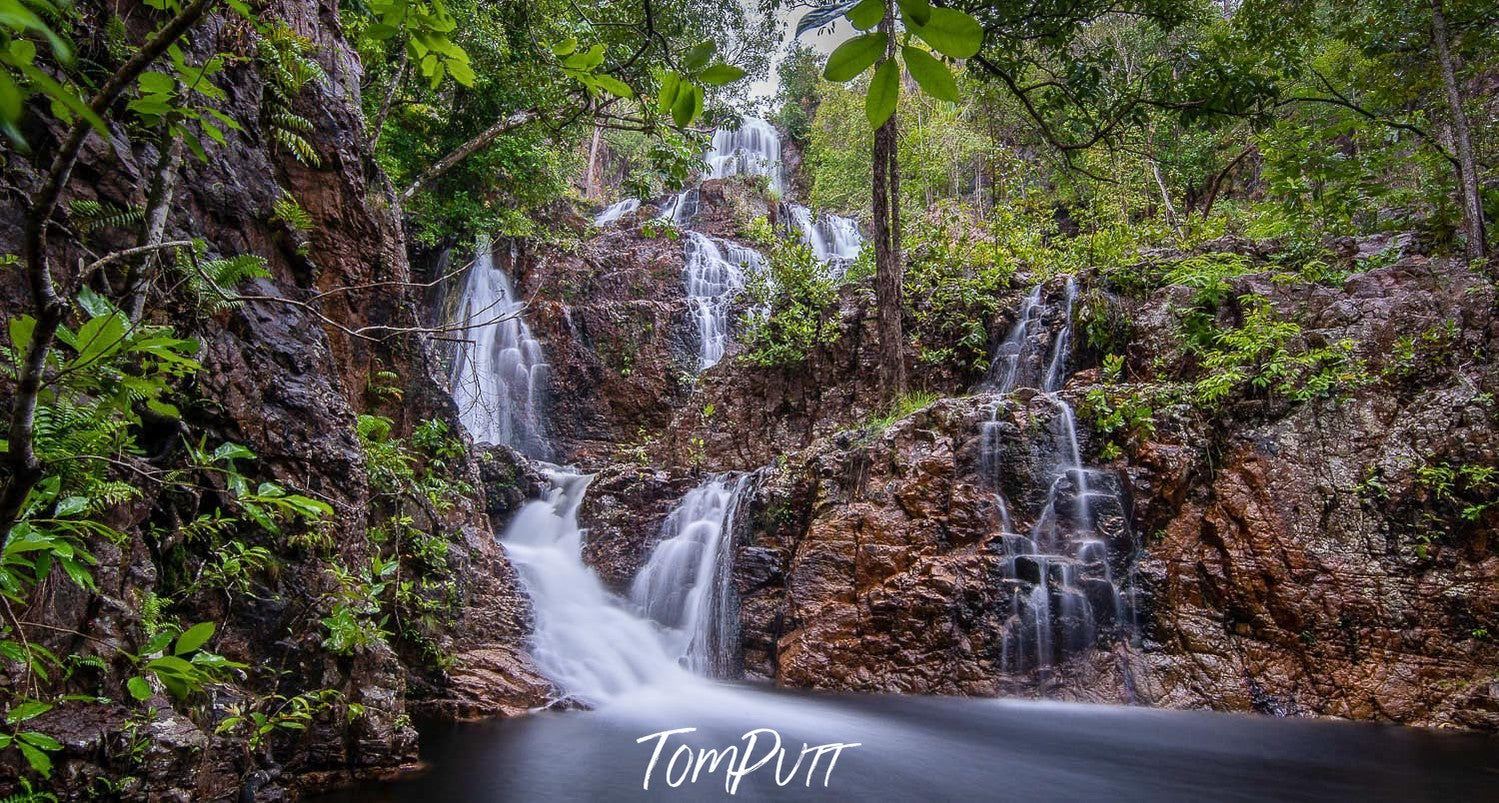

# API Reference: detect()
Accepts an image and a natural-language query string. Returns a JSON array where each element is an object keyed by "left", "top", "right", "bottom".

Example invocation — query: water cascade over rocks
[
  {"left": 981, "top": 277, "right": 1137, "bottom": 676},
  {"left": 591, "top": 197, "right": 639, "bottom": 227},
  {"left": 683, "top": 232, "right": 766, "bottom": 369},
  {"left": 787, "top": 202, "right": 863, "bottom": 273},
  {"left": 446, "top": 237, "right": 552, "bottom": 459},
  {"left": 500, "top": 470, "right": 752, "bottom": 704},
  {"left": 704, "top": 116, "right": 784, "bottom": 193},
  {"left": 629, "top": 473, "right": 751, "bottom": 677}
]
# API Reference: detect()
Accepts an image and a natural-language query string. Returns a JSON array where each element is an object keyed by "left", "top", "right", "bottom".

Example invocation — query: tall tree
[{"left": 799, "top": 0, "right": 983, "bottom": 398}]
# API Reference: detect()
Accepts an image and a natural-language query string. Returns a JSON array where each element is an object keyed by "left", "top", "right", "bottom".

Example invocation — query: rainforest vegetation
[{"left": 0, "top": 0, "right": 1493, "bottom": 796}]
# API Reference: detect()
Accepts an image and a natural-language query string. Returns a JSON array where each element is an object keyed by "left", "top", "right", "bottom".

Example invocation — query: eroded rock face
[
  {"left": 0, "top": 0, "right": 555, "bottom": 796},
  {"left": 714, "top": 254, "right": 1498, "bottom": 730}
]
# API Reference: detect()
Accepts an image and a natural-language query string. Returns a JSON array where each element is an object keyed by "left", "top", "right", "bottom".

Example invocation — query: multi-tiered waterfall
[
  {"left": 588, "top": 117, "right": 863, "bottom": 369},
  {"left": 500, "top": 471, "right": 753, "bottom": 705},
  {"left": 982, "top": 278, "right": 1135, "bottom": 676},
  {"left": 447, "top": 238, "right": 552, "bottom": 459}
]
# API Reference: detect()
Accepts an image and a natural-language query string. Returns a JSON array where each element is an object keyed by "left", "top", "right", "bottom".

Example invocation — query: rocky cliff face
[{"left": 0, "top": 0, "right": 550, "bottom": 797}]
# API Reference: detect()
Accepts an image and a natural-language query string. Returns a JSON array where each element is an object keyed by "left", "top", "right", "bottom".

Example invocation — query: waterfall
[
  {"left": 500, "top": 470, "right": 751, "bottom": 705},
  {"left": 447, "top": 238, "right": 552, "bottom": 459},
  {"left": 629, "top": 474, "right": 751, "bottom": 677},
  {"left": 592, "top": 198, "right": 639, "bottom": 227},
  {"left": 683, "top": 232, "right": 765, "bottom": 369},
  {"left": 500, "top": 468, "right": 691, "bottom": 705},
  {"left": 704, "top": 116, "right": 784, "bottom": 194},
  {"left": 787, "top": 202, "right": 864, "bottom": 273},
  {"left": 982, "top": 277, "right": 1134, "bottom": 675}
]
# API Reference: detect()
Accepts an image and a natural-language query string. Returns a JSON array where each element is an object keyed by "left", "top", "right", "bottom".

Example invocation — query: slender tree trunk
[
  {"left": 399, "top": 108, "right": 540, "bottom": 202},
  {"left": 584, "top": 126, "right": 604, "bottom": 200},
  {"left": 125, "top": 136, "right": 185, "bottom": 321},
  {"left": 872, "top": 8, "right": 905, "bottom": 399},
  {"left": 1430, "top": 0, "right": 1486, "bottom": 261},
  {"left": 369, "top": 48, "right": 409, "bottom": 150}
]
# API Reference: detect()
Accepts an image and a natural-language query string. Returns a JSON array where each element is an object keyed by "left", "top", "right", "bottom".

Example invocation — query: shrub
[{"left": 738, "top": 240, "right": 841, "bottom": 368}]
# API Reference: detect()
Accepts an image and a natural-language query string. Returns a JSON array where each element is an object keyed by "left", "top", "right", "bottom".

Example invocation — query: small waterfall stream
[
  {"left": 982, "top": 277, "right": 1136, "bottom": 675},
  {"left": 629, "top": 473, "right": 750, "bottom": 677},
  {"left": 787, "top": 202, "right": 863, "bottom": 273},
  {"left": 447, "top": 238, "right": 552, "bottom": 459},
  {"left": 501, "top": 469, "right": 753, "bottom": 705},
  {"left": 592, "top": 197, "right": 639, "bottom": 227},
  {"left": 683, "top": 232, "right": 766, "bottom": 369}
]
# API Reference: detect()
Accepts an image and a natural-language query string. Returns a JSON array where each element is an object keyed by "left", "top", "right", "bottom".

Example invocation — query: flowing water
[
  {"left": 704, "top": 116, "right": 784, "bottom": 194},
  {"left": 786, "top": 203, "right": 863, "bottom": 274},
  {"left": 981, "top": 277, "right": 1135, "bottom": 674},
  {"left": 593, "top": 197, "right": 640, "bottom": 227},
  {"left": 447, "top": 238, "right": 552, "bottom": 459},
  {"left": 352, "top": 130, "right": 1499, "bottom": 803},
  {"left": 683, "top": 232, "right": 766, "bottom": 370},
  {"left": 629, "top": 474, "right": 751, "bottom": 677},
  {"left": 324, "top": 686, "right": 1498, "bottom": 801}
]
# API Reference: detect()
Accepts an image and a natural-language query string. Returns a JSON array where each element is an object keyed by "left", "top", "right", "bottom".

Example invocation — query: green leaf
[
  {"left": 8, "top": 315, "right": 35, "bottom": 358},
  {"left": 17, "top": 741, "right": 51, "bottom": 776},
  {"left": 174, "top": 621, "right": 215, "bottom": 655},
  {"left": 902, "top": 45, "right": 958, "bottom": 101},
  {"left": 550, "top": 37, "right": 578, "bottom": 56},
  {"left": 896, "top": 0, "right": 930, "bottom": 26},
  {"left": 682, "top": 41, "right": 716, "bottom": 72},
  {"left": 18, "top": 731, "right": 61, "bottom": 751},
  {"left": 865, "top": 58, "right": 899, "bottom": 128},
  {"left": 847, "top": 0, "right": 885, "bottom": 30},
  {"left": 137, "top": 71, "right": 175, "bottom": 95},
  {"left": 671, "top": 82, "right": 702, "bottom": 127},
  {"left": 591, "top": 73, "right": 635, "bottom": 98},
  {"left": 657, "top": 70, "right": 682, "bottom": 114},
  {"left": 698, "top": 63, "right": 747, "bottom": 86},
  {"left": 76, "top": 286, "right": 115, "bottom": 319},
  {"left": 824, "top": 33, "right": 887, "bottom": 82},
  {"left": 5, "top": 701, "right": 52, "bottom": 724},
  {"left": 911, "top": 7, "right": 984, "bottom": 59},
  {"left": 447, "top": 58, "right": 475, "bottom": 86},
  {"left": 127, "top": 676, "right": 152, "bottom": 701},
  {"left": 53, "top": 496, "right": 88, "bottom": 517},
  {"left": 561, "top": 47, "right": 595, "bottom": 71}
]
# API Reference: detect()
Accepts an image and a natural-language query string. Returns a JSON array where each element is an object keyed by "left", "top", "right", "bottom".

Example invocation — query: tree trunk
[
  {"left": 584, "top": 125, "right": 604, "bottom": 200},
  {"left": 125, "top": 136, "right": 185, "bottom": 321},
  {"left": 1430, "top": 0, "right": 1486, "bottom": 262},
  {"left": 399, "top": 108, "right": 540, "bottom": 202},
  {"left": 871, "top": 7, "right": 906, "bottom": 399}
]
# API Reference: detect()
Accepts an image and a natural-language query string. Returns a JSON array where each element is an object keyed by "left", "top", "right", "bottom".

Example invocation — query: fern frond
[{"left": 68, "top": 199, "right": 145, "bottom": 235}]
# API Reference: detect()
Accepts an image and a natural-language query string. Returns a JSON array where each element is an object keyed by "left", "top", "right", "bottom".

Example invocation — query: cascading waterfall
[
  {"left": 982, "top": 277, "right": 1135, "bottom": 675},
  {"left": 592, "top": 197, "right": 639, "bottom": 227},
  {"left": 787, "top": 202, "right": 864, "bottom": 274},
  {"left": 683, "top": 231, "right": 765, "bottom": 369},
  {"left": 704, "top": 116, "right": 784, "bottom": 193},
  {"left": 447, "top": 238, "right": 552, "bottom": 459},
  {"left": 499, "top": 470, "right": 751, "bottom": 705},
  {"left": 629, "top": 473, "right": 751, "bottom": 677},
  {"left": 500, "top": 468, "right": 690, "bottom": 705}
]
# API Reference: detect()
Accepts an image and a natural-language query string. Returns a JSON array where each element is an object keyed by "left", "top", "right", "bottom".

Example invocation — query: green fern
[
  {"left": 170, "top": 243, "right": 271, "bottom": 312},
  {"left": 256, "top": 24, "right": 327, "bottom": 167},
  {"left": 270, "top": 190, "right": 314, "bottom": 256},
  {"left": 67, "top": 199, "right": 145, "bottom": 235}
]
